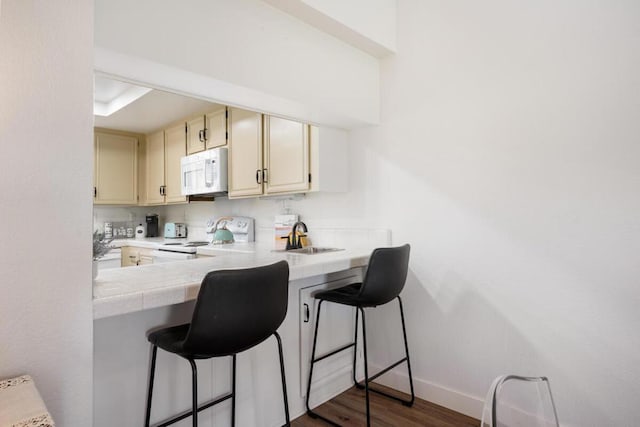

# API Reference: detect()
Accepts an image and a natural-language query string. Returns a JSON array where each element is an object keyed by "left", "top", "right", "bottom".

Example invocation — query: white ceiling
[{"left": 93, "top": 77, "right": 222, "bottom": 134}]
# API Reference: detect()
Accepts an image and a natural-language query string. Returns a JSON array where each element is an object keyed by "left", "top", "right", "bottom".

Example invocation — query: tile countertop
[{"left": 93, "top": 242, "right": 375, "bottom": 320}]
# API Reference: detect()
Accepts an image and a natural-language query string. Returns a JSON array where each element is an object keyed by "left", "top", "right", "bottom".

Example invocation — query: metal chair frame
[
  {"left": 484, "top": 375, "right": 560, "bottom": 427},
  {"left": 144, "top": 332, "right": 290, "bottom": 427},
  {"left": 305, "top": 296, "right": 415, "bottom": 426}
]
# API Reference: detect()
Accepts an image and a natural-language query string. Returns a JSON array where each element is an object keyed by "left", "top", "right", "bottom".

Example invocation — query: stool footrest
[
  {"left": 312, "top": 342, "right": 355, "bottom": 364},
  {"left": 154, "top": 392, "right": 233, "bottom": 427},
  {"left": 364, "top": 357, "right": 407, "bottom": 384},
  {"left": 354, "top": 382, "right": 414, "bottom": 406}
]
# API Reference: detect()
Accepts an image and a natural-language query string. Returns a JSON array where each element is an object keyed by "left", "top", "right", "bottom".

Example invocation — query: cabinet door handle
[
  {"left": 262, "top": 168, "right": 268, "bottom": 183},
  {"left": 256, "top": 169, "right": 262, "bottom": 184},
  {"left": 303, "top": 303, "right": 310, "bottom": 323},
  {"left": 198, "top": 129, "right": 205, "bottom": 143},
  {"left": 94, "top": 187, "right": 97, "bottom": 198},
  {"left": 159, "top": 186, "right": 163, "bottom": 196}
]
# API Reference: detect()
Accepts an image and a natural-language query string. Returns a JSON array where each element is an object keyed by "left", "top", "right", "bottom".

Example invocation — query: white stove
[
  {"left": 152, "top": 241, "right": 210, "bottom": 262},
  {"left": 156, "top": 241, "right": 210, "bottom": 254}
]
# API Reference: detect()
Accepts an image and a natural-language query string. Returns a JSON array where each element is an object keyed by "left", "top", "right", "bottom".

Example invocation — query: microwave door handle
[{"left": 205, "top": 159, "right": 215, "bottom": 187}]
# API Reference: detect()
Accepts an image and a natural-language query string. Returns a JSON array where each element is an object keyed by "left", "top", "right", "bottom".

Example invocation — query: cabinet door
[
  {"left": 186, "top": 115, "right": 206, "bottom": 155},
  {"left": 145, "top": 130, "right": 165, "bottom": 205},
  {"left": 228, "top": 108, "right": 263, "bottom": 198},
  {"left": 94, "top": 132, "right": 138, "bottom": 205},
  {"left": 138, "top": 248, "right": 154, "bottom": 266},
  {"left": 264, "top": 116, "right": 309, "bottom": 194},
  {"left": 121, "top": 247, "right": 139, "bottom": 267},
  {"left": 205, "top": 108, "right": 227, "bottom": 149},
  {"left": 164, "top": 123, "right": 187, "bottom": 204}
]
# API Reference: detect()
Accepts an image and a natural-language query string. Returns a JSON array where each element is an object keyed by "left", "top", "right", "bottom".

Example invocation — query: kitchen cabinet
[
  {"left": 140, "top": 124, "right": 187, "bottom": 205},
  {"left": 164, "top": 124, "right": 187, "bottom": 203},
  {"left": 121, "top": 247, "right": 154, "bottom": 267},
  {"left": 186, "top": 107, "right": 227, "bottom": 155},
  {"left": 264, "top": 115, "right": 310, "bottom": 194},
  {"left": 228, "top": 108, "right": 263, "bottom": 197},
  {"left": 143, "top": 130, "right": 165, "bottom": 205},
  {"left": 228, "top": 108, "right": 310, "bottom": 198},
  {"left": 94, "top": 131, "right": 138, "bottom": 205},
  {"left": 308, "top": 126, "right": 348, "bottom": 193},
  {"left": 299, "top": 268, "right": 364, "bottom": 399}
]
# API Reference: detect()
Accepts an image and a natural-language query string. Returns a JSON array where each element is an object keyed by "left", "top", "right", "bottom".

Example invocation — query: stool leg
[
  {"left": 274, "top": 332, "right": 291, "bottom": 426},
  {"left": 352, "top": 308, "right": 360, "bottom": 386},
  {"left": 360, "top": 307, "right": 371, "bottom": 427},
  {"left": 144, "top": 345, "right": 158, "bottom": 427},
  {"left": 398, "top": 296, "right": 415, "bottom": 406},
  {"left": 231, "top": 354, "right": 237, "bottom": 427},
  {"left": 305, "top": 299, "right": 323, "bottom": 416},
  {"left": 188, "top": 359, "right": 198, "bottom": 427}
]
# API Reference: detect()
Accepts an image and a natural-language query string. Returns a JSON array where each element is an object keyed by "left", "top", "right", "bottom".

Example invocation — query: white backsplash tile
[{"left": 95, "top": 194, "right": 392, "bottom": 248}]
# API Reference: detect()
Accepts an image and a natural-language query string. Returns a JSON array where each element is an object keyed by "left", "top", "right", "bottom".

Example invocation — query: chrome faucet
[{"left": 287, "top": 221, "right": 308, "bottom": 250}]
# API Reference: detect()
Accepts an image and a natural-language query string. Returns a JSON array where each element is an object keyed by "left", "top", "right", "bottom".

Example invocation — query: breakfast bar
[{"left": 93, "top": 244, "right": 375, "bottom": 427}]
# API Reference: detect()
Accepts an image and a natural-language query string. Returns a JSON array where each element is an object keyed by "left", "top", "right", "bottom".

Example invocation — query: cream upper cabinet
[
  {"left": 228, "top": 109, "right": 310, "bottom": 198},
  {"left": 228, "top": 107, "right": 263, "bottom": 198},
  {"left": 145, "top": 130, "right": 165, "bottom": 204},
  {"left": 206, "top": 108, "right": 227, "bottom": 149},
  {"left": 186, "top": 116, "right": 206, "bottom": 154},
  {"left": 164, "top": 124, "right": 187, "bottom": 204},
  {"left": 186, "top": 107, "right": 227, "bottom": 154},
  {"left": 94, "top": 132, "right": 138, "bottom": 205},
  {"left": 264, "top": 116, "right": 309, "bottom": 194},
  {"left": 141, "top": 124, "right": 186, "bottom": 205}
]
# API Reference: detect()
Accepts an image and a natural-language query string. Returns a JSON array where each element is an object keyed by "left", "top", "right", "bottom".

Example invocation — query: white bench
[{"left": 0, "top": 375, "right": 54, "bottom": 427}]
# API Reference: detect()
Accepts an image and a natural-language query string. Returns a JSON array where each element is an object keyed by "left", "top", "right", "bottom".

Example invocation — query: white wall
[
  {"left": 94, "top": 0, "right": 380, "bottom": 127},
  {"left": 263, "top": 0, "right": 397, "bottom": 57},
  {"left": 0, "top": 1, "right": 94, "bottom": 425},
  {"left": 350, "top": 1, "right": 640, "bottom": 426}
]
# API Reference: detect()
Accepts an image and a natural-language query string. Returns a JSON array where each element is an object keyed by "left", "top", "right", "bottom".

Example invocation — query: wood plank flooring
[{"left": 292, "top": 384, "right": 479, "bottom": 427}]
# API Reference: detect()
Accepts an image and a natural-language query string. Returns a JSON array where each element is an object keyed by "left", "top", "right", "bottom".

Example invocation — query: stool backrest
[
  {"left": 359, "top": 244, "right": 410, "bottom": 306},
  {"left": 183, "top": 260, "right": 290, "bottom": 357}
]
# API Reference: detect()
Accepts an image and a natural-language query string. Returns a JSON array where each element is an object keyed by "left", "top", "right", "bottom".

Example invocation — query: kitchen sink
[{"left": 285, "top": 247, "right": 344, "bottom": 255}]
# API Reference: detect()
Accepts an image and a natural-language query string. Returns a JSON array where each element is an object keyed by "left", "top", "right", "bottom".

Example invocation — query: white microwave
[{"left": 180, "top": 147, "right": 228, "bottom": 196}]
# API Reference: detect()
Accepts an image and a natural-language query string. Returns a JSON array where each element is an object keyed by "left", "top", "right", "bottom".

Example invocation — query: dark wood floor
[{"left": 293, "top": 384, "right": 479, "bottom": 427}]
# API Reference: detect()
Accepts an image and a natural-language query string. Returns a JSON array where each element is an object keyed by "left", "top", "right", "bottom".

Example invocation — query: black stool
[
  {"left": 305, "top": 244, "right": 414, "bottom": 426},
  {"left": 144, "top": 261, "right": 291, "bottom": 427}
]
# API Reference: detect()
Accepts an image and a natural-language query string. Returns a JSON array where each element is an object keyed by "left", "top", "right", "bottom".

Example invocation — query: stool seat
[
  {"left": 148, "top": 323, "right": 197, "bottom": 359},
  {"left": 315, "top": 283, "right": 371, "bottom": 306}
]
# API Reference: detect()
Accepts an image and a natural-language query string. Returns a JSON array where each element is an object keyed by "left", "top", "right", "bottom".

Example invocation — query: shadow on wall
[{"left": 364, "top": 268, "right": 609, "bottom": 425}]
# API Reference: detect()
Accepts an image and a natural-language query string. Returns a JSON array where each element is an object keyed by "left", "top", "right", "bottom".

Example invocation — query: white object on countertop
[
  {"left": 274, "top": 214, "right": 298, "bottom": 250},
  {"left": 135, "top": 225, "right": 145, "bottom": 239}
]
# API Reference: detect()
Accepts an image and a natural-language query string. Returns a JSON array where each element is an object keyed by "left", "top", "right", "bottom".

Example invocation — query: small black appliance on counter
[{"left": 145, "top": 214, "right": 159, "bottom": 237}]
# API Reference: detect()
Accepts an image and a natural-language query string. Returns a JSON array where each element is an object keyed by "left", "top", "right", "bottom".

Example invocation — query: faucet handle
[{"left": 285, "top": 233, "right": 295, "bottom": 250}]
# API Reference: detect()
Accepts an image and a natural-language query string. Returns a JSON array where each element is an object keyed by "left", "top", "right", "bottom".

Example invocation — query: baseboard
[{"left": 368, "top": 363, "right": 485, "bottom": 420}]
